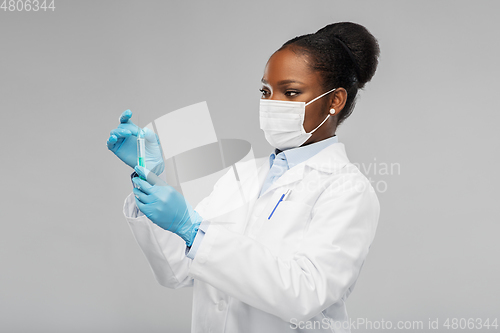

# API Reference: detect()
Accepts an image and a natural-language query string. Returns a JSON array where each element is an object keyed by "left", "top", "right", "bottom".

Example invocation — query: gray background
[{"left": 1, "top": 1, "right": 499, "bottom": 332}]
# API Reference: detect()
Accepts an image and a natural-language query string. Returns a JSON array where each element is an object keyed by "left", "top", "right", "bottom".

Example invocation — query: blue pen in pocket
[{"left": 268, "top": 189, "right": 292, "bottom": 219}]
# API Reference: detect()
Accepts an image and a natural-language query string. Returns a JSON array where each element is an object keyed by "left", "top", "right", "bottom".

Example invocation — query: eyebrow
[{"left": 261, "top": 78, "right": 305, "bottom": 86}]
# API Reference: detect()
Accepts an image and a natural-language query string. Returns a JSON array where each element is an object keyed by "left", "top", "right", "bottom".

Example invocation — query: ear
[{"left": 329, "top": 88, "right": 347, "bottom": 115}]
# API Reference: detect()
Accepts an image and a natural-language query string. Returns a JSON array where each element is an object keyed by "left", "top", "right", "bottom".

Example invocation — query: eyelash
[
  {"left": 285, "top": 90, "right": 300, "bottom": 97},
  {"left": 259, "top": 89, "right": 300, "bottom": 97}
]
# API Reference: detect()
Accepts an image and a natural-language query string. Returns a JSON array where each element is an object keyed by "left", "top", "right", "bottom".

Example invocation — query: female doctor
[{"left": 107, "top": 22, "right": 380, "bottom": 333}]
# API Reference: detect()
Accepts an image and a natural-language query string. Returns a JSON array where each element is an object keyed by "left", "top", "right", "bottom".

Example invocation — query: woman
[{"left": 108, "top": 22, "right": 380, "bottom": 333}]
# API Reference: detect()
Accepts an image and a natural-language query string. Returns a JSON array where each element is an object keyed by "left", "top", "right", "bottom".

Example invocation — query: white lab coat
[{"left": 123, "top": 142, "right": 380, "bottom": 333}]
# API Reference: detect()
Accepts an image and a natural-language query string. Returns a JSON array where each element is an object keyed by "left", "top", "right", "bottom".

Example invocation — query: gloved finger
[
  {"left": 119, "top": 109, "right": 132, "bottom": 123},
  {"left": 134, "top": 196, "right": 147, "bottom": 215},
  {"left": 136, "top": 166, "right": 167, "bottom": 187},
  {"left": 106, "top": 135, "right": 118, "bottom": 149},
  {"left": 118, "top": 122, "right": 140, "bottom": 136},
  {"left": 143, "top": 127, "right": 159, "bottom": 143},
  {"left": 132, "top": 177, "right": 154, "bottom": 194},
  {"left": 133, "top": 187, "right": 153, "bottom": 204},
  {"left": 109, "top": 128, "right": 132, "bottom": 140},
  {"left": 134, "top": 166, "right": 151, "bottom": 182}
]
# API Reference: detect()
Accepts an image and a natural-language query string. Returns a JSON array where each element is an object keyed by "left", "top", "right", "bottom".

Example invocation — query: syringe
[{"left": 137, "top": 128, "right": 146, "bottom": 170}]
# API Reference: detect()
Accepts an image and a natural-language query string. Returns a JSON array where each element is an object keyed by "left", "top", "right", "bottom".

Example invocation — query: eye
[
  {"left": 259, "top": 88, "right": 270, "bottom": 98},
  {"left": 284, "top": 90, "right": 301, "bottom": 97}
]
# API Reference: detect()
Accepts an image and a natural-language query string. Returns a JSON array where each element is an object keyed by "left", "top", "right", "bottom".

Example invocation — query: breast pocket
[{"left": 254, "top": 200, "right": 313, "bottom": 258}]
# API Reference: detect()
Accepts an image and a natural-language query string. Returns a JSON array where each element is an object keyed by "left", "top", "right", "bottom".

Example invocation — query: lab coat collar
[
  {"left": 304, "top": 142, "right": 350, "bottom": 173},
  {"left": 278, "top": 135, "right": 339, "bottom": 170},
  {"left": 260, "top": 142, "right": 350, "bottom": 196}
]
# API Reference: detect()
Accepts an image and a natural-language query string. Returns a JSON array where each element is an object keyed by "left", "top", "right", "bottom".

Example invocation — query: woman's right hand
[{"left": 107, "top": 110, "right": 165, "bottom": 175}]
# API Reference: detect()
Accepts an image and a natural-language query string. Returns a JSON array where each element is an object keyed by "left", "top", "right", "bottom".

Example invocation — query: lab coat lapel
[
  {"left": 260, "top": 163, "right": 306, "bottom": 196},
  {"left": 213, "top": 157, "right": 270, "bottom": 226},
  {"left": 216, "top": 143, "right": 349, "bottom": 230},
  {"left": 259, "top": 142, "right": 349, "bottom": 196},
  {"left": 206, "top": 158, "right": 268, "bottom": 233},
  {"left": 241, "top": 157, "right": 274, "bottom": 206}
]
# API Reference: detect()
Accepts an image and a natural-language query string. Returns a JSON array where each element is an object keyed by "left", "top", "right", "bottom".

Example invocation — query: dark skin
[{"left": 260, "top": 47, "right": 347, "bottom": 147}]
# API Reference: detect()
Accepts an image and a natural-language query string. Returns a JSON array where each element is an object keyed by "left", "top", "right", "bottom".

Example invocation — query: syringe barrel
[{"left": 137, "top": 129, "right": 146, "bottom": 168}]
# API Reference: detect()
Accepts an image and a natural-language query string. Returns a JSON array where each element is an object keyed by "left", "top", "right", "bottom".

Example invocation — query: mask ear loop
[
  {"left": 305, "top": 87, "right": 337, "bottom": 134},
  {"left": 309, "top": 113, "right": 331, "bottom": 134},
  {"left": 305, "top": 87, "right": 337, "bottom": 106}
]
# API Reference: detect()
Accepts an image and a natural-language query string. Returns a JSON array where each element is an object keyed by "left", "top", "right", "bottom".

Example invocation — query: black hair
[{"left": 279, "top": 22, "right": 380, "bottom": 126}]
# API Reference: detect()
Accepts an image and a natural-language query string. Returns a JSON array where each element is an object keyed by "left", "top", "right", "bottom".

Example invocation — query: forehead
[{"left": 262, "top": 47, "right": 321, "bottom": 86}]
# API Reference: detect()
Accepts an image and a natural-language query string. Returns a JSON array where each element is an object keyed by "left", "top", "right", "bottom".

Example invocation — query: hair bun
[
  {"left": 315, "top": 22, "right": 380, "bottom": 88},
  {"left": 278, "top": 21, "right": 380, "bottom": 126}
]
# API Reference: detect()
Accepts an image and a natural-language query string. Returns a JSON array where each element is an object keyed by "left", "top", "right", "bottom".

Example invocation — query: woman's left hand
[{"left": 132, "top": 166, "right": 202, "bottom": 247}]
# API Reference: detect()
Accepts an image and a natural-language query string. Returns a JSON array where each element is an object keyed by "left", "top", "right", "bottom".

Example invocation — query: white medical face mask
[{"left": 259, "top": 87, "right": 336, "bottom": 150}]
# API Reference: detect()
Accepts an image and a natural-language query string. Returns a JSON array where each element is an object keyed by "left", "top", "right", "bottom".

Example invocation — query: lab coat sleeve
[
  {"left": 186, "top": 220, "right": 211, "bottom": 259},
  {"left": 123, "top": 166, "right": 233, "bottom": 289},
  {"left": 186, "top": 173, "right": 380, "bottom": 322},
  {"left": 123, "top": 193, "right": 195, "bottom": 289}
]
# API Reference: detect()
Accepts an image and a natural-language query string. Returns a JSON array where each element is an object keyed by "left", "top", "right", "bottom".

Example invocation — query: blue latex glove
[
  {"left": 132, "top": 166, "right": 203, "bottom": 247},
  {"left": 107, "top": 110, "right": 164, "bottom": 175}
]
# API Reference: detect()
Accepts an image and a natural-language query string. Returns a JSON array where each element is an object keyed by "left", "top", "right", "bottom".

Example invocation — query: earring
[{"left": 330, "top": 109, "right": 336, "bottom": 115}]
